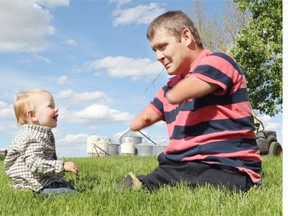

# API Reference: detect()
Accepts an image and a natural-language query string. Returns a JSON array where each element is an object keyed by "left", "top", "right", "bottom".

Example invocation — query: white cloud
[
  {"left": 58, "top": 133, "right": 89, "bottom": 143},
  {"left": 258, "top": 115, "right": 281, "bottom": 131},
  {"left": 0, "top": 68, "right": 65, "bottom": 101},
  {"left": 56, "top": 89, "right": 74, "bottom": 98},
  {"left": 0, "top": 101, "right": 16, "bottom": 131},
  {"left": 86, "top": 56, "right": 163, "bottom": 80},
  {"left": 70, "top": 65, "right": 83, "bottom": 74},
  {"left": 60, "top": 104, "right": 133, "bottom": 124},
  {"left": 0, "top": 101, "right": 9, "bottom": 109},
  {"left": 257, "top": 114, "right": 282, "bottom": 144},
  {"left": 109, "top": 0, "right": 132, "bottom": 8},
  {"left": 0, "top": 108, "right": 14, "bottom": 121},
  {"left": 56, "top": 89, "right": 113, "bottom": 104},
  {"left": 56, "top": 133, "right": 88, "bottom": 157},
  {"left": 36, "top": 0, "right": 69, "bottom": 7},
  {"left": 112, "top": 3, "right": 165, "bottom": 26},
  {"left": 75, "top": 104, "right": 131, "bottom": 122},
  {"left": 57, "top": 75, "right": 68, "bottom": 85},
  {"left": 0, "top": 0, "right": 68, "bottom": 53},
  {"left": 20, "top": 54, "right": 51, "bottom": 64},
  {"left": 63, "top": 39, "right": 78, "bottom": 46}
]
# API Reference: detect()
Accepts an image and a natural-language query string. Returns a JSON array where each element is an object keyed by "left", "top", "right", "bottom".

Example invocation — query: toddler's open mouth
[{"left": 53, "top": 114, "right": 58, "bottom": 121}]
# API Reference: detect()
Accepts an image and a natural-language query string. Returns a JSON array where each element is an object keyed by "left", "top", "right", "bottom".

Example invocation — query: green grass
[{"left": 0, "top": 155, "right": 282, "bottom": 216}]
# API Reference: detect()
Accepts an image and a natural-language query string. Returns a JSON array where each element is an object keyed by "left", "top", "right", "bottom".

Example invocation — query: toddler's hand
[{"left": 64, "top": 161, "right": 79, "bottom": 175}]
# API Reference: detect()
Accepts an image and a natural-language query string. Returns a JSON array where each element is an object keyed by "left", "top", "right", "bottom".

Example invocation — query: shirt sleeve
[{"left": 191, "top": 54, "right": 238, "bottom": 96}]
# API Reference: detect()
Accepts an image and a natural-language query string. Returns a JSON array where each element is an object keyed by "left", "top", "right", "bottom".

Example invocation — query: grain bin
[
  {"left": 108, "top": 143, "right": 119, "bottom": 156},
  {"left": 152, "top": 145, "right": 167, "bottom": 156},
  {"left": 120, "top": 135, "right": 143, "bottom": 145},
  {"left": 135, "top": 143, "right": 153, "bottom": 156},
  {"left": 119, "top": 142, "right": 135, "bottom": 156},
  {"left": 118, "top": 132, "right": 143, "bottom": 156},
  {"left": 87, "top": 135, "right": 109, "bottom": 157}
]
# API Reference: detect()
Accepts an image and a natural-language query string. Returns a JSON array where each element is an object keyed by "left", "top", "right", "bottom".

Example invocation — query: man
[{"left": 120, "top": 10, "right": 261, "bottom": 192}]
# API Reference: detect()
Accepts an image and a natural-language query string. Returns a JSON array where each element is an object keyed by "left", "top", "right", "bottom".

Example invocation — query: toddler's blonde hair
[{"left": 13, "top": 89, "right": 52, "bottom": 125}]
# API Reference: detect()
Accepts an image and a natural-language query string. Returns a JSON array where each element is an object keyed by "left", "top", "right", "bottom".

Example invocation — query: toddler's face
[{"left": 33, "top": 93, "right": 58, "bottom": 128}]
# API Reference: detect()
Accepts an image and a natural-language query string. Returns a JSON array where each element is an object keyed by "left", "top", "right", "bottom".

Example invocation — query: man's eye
[{"left": 159, "top": 44, "right": 166, "bottom": 51}]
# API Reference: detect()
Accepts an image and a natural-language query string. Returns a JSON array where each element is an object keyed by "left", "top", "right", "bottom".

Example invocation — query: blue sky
[{"left": 0, "top": 0, "right": 283, "bottom": 158}]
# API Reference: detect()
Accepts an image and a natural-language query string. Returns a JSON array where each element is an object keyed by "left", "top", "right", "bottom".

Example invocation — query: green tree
[{"left": 231, "top": 0, "right": 282, "bottom": 116}]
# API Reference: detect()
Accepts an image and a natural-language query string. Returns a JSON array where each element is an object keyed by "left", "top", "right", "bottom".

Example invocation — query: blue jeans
[{"left": 38, "top": 181, "right": 77, "bottom": 196}]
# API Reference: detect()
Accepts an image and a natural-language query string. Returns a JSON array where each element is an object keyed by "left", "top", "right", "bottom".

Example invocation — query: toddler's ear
[{"left": 27, "top": 110, "right": 38, "bottom": 122}]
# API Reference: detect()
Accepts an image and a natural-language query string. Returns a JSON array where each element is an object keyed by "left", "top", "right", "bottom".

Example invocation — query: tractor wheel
[{"left": 268, "top": 141, "right": 282, "bottom": 157}]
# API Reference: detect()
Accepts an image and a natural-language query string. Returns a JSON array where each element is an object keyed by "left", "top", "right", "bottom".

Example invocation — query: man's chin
[{"left": 167, "top": 69, "right": 175, "bottom": 76}]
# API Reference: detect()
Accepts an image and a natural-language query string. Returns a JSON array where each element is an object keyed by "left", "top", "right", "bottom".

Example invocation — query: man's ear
[
  {"left": 181, "top": 28, "right": 194, "bottom": 46},
  {"left": 181, "top": 28, "right": 196, "bottom": 49},
  {"left": 27, "top": 110, "right": 38, "bottom": 122}
]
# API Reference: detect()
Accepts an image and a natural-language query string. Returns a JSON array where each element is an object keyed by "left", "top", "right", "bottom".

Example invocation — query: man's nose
[{"left": 156, "top": 50, "right": 165, "bottom": 61}]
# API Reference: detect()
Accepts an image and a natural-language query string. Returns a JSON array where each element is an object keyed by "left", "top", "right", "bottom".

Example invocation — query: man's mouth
[{"left": 164, "top": 62, "right": 171, "bottom": 69}]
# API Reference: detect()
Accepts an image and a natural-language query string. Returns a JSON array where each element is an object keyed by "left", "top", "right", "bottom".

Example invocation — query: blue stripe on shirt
[
  {"left": 161, "top": 88, "right": 250, "bottom": 124},
  {"left": 194, "top": 64, "right": 233, "bottom": 94},
  {"left": 181, "top": 88, "right": 249, "bottom": 110},
  {"left": 204, "top": 156, "right": 262, "bottom": 172},
  {"left": 171, "top": 116, "right": 254, "bottom": 139},
  {"left": 164, "top": 138, "right": 260, "bottom": 167},
  {"left": 209, "top": 52, "right": 244, "bottom": 75}
]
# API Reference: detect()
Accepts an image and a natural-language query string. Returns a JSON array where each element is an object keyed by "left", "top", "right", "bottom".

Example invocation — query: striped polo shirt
[{"left": 150, "top": 49, "right": 261, "bottom": 183}]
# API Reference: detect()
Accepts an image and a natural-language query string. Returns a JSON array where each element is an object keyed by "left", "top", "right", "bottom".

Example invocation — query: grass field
[{"left": 0, "top": 155, "right": 282, "bottom": 216}]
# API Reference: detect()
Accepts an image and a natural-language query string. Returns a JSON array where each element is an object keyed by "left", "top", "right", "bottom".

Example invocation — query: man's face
[{"left": 150, "top": 28, "right": 190, "bottom": 76}]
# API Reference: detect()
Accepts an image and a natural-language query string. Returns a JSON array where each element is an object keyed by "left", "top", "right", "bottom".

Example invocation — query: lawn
[{"left": 0, "top": 155, "right": 282, "bottom": 216}]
